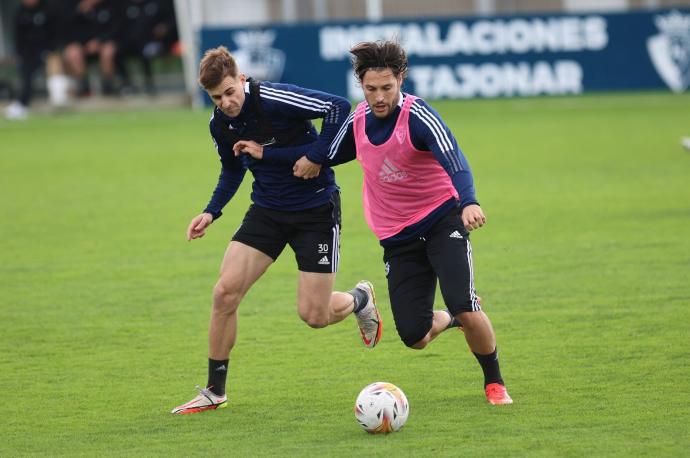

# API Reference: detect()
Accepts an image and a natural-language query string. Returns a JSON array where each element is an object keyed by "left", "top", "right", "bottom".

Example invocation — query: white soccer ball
[{"left": 354, "top": 382, "right": 409, "bottom": 434}]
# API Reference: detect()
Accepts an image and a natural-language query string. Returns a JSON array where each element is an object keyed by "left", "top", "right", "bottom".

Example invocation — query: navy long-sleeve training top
[{"left": 203, "top": 80, "right": 351, "bottom": 219}]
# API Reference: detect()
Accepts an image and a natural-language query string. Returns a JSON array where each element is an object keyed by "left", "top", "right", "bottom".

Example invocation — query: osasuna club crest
[
  {"left": 232, "top": 30, "right": 286, "bottom": 82},
  {"left": 394, "top": 127, "right": 406, "bottom": 144},
  {"left": 647, "top": 10, "right": 690, "bottom": 93}
]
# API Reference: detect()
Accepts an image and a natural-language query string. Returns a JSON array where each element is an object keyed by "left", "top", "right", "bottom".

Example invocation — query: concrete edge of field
[{"left": 2, "top": 92, "right": 192, "bottom": 116}]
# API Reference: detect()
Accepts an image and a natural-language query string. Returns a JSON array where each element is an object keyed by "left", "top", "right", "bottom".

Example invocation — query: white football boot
[
  {"left": 171, "top": 385, "right": 227, "bottom": 414},
  {"left": 354, "top": 280, "right": 382, "bottom": 348}
]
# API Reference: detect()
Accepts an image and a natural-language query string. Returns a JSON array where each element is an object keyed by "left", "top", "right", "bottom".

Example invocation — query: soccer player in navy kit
[
  {"left": 295, "top": 41, "right": 512, "bottom": 405},
  {"left": 171, "top": 46, "right": 382, "bottom": 414}
]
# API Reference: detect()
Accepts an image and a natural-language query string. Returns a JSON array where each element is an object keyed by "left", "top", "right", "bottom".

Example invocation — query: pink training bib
[{"left": 353, "top": 95, "right": 458, "bottom": 240}]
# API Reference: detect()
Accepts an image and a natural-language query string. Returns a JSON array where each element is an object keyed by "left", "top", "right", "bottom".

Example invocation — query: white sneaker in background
[
  {"left": 48, "top": 74, "right": 71, "bottom": 108},
  {"left": 682, "top": 137, "right": 690, "bottom": 151},
  {"left": 5, "top": 101, "right": 28, "bottom": 120}
]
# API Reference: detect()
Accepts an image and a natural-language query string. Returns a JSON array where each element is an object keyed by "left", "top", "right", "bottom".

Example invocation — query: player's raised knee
[
  {"left": 409, "top": 336, "right": 431, "bottom": 349},
  {"left": 297, "top": 303, "right": 330, "bottom": 328},
  {"left": 299, "top": 312, "right": 329, "bottom": 328},
  {"left": 396, "top": 321, "right": 431, "bottom": 350},
  {"left": 400, "top": 329, "right": 430, "bottom": 349}
]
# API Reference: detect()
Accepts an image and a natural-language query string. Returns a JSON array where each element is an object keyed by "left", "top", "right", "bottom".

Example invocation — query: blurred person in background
[
  {"left": 5, "top": 0, "right": 60, "bottom": 120},
  {"left": 61, "top": 0, "right": 121, "bottom": 97},
  {"left": 116, "top": 0, "right": 178, "bottom": 95},
  {"left": 0, "top": 79, "right": 11, "bottom": 100}
]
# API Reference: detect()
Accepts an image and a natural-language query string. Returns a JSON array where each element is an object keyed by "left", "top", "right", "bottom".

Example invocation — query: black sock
[
  {"left": 349, "top": 286, "right": 368, "bottom": 314},
  {"left": 473, "top": 348, "right": 504, "bottom": 387},
  {"left": 207, "top": 358, "right": 229, "bottom": 396}
]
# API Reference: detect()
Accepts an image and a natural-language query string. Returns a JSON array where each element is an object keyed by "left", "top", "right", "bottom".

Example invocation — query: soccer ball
[{"left": 354, "top": 382, "right": 409, "bottom": 434}]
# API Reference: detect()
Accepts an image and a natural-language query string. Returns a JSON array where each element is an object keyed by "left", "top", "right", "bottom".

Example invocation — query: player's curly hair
[
  {"left": 350, "top": 40, "right": 408, "bottom": 82},
  {"left": 198, "top": 46, "right": 238, "bottom": 90}
]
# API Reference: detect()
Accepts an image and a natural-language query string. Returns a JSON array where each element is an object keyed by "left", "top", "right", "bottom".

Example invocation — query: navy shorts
[
  {"left": 232, "top": 192, "right": 341, "bottom": 273},
  {"left": 383, "top": 207, "right": 481, "bottom": 347}
]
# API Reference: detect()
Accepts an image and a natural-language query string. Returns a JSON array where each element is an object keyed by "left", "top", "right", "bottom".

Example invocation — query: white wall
[
  {"left": 564, "top": 0, "right": 628, "bottom": 12},
  {"left": 197, "top": 0, "right": 270, "bottom": 26},
  {"left": 173, "top": 0, "right": 271, "bottom": 106}
]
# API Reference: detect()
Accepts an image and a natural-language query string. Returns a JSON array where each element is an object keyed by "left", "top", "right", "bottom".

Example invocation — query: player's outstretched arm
[{"left": 186, "top": 213, "right": 214, "bottom": 241}]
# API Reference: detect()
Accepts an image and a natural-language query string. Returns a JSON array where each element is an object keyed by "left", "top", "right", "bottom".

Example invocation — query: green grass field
[{"left": 1, "top": 92, "right": 689, "bottom": 457}]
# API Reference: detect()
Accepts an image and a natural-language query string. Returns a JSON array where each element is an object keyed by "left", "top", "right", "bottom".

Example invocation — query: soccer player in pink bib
[{"left": 295, "top": 40, "right": 512, "bottom": 405}]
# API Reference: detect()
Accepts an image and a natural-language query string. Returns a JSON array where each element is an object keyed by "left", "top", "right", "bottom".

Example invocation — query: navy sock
[
  {"left": 473, "top": 348, "right": 504, "bottom": 387},
  {"left": 207, "top": 358, "right": 229, "bottom": 396},
  {"left": 349, "top": 287, "right": 368, "bottom": 314}
]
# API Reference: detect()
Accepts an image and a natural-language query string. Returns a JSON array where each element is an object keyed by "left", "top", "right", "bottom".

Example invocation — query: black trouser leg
[
  {"left": 142, "top": 57, "right": 155, "bottom": 94},
  {"left": 19, "top": 55, "right": 42, "bottom": 106}
]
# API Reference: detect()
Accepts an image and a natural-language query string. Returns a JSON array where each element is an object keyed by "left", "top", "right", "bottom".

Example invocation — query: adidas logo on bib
[
  {"left": 449, "top": 230, "right": 464, "bottom": 239},
  {"left": 318, "top": 256, "right": 330, "bottom": 265},
  {"left": 378, "top": 158, "right": 408, "bottom": 183}
]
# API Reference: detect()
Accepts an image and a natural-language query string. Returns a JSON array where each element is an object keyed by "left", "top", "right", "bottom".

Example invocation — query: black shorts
[
  {"left": 232, "top": 192, "right": 341, "bottom": 273},
  {"left": 383, "top": 207, "right": 481, "bottom": 347}
]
